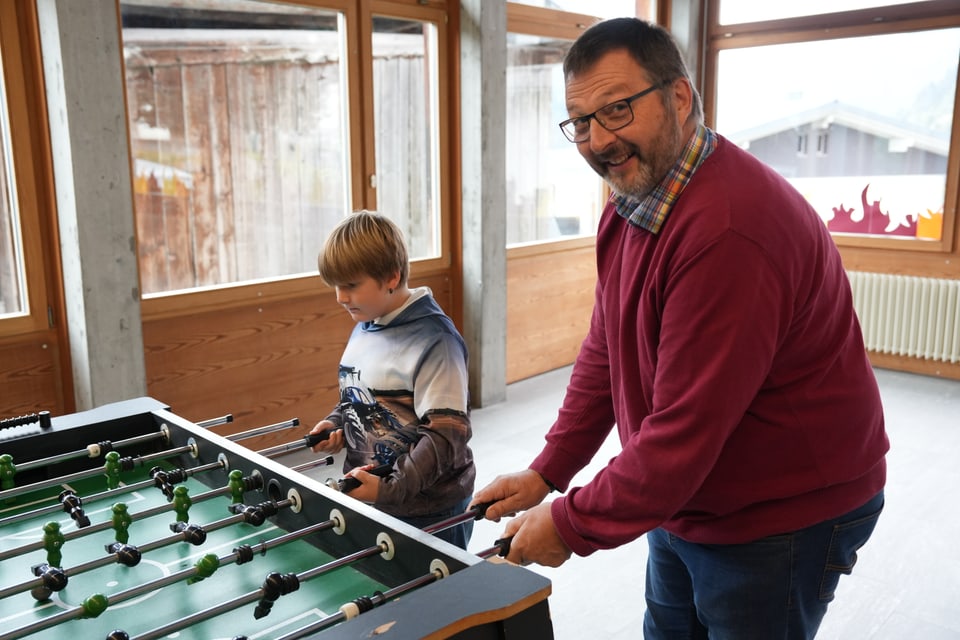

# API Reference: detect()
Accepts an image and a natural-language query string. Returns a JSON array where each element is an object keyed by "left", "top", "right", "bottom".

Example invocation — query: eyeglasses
[{"left": 558, "top": 82, "right": 666, "bottom": 143}]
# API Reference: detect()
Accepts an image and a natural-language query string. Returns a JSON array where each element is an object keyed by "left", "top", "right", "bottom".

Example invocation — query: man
[{"left": 472, "top": 17, "right": 888, "bottom": 639}]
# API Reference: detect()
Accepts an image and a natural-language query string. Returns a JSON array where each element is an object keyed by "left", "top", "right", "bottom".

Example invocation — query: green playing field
[{"left": 0, "top": 464, "right": 384, "bottom": 640}]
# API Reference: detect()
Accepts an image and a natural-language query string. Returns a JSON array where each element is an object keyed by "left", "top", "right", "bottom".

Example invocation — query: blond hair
[{"left": 319, "top": 210, "right": 409, "bottom": 287}]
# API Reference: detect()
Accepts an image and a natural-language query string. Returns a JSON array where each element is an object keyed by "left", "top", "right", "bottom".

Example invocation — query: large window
[
  {"left": 505, "top": 4, "right": 611, "bottom": 247},
  {"left": 0, "top": 1, "right": 50, "bottom": 337},
  {"left": 510, "top": 0, "right": 637, "bottom": 19},
  {"left": 506, "top": 33, "right": 606, "bottom": 245},
  {"left": 120, "top": 0, "right": 447, "bottom": 296},
  {"left": 0, "top": 52, "right": 25, "bottom": 318},
  {"left": 709, "top": 1, "right": 959, "bottom": 248},
  {"left": 718, "top": 0, "right": 940, "bottom": 24},
  {"left": 372, "top": 16, "right": 440, "bottom": 259}
]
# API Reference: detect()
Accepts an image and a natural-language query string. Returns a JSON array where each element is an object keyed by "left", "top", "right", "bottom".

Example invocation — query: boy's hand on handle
[
  {"left": 342, "top": 464, "right": 382, "bottom": 503},
  {"left": 470, "top": 468, "right": 552, "bottom": 522},
  {"left": 308, "top": 420, "right": 344, "bottom": 454}
]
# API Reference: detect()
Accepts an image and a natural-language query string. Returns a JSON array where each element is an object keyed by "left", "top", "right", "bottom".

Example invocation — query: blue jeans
[
  {"left": 399, "top": 496, "right": 474, "bottom": 550},
  {"left": 644, "top": 491, "right": 884, "bottom": 640}
]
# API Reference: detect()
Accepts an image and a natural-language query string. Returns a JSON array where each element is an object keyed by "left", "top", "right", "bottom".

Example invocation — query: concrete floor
[{"left": 291, "top": 365, "right": 960, "bottom": 639}]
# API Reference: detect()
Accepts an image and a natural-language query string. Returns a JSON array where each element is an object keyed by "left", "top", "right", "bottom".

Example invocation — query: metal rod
[
  {"left": 0, "top": 460, "right": 223, "bottom": 528},
  {"left": 14, "top": 431, "right": 168, "bottom": 473},
  {"left": 1, "top": 518, "right": 338, "bottom": 640},
  {"left": 273, "top": 567, "right": 444, "bottom": 640},
  {"left": 421, "top": 501, "right": 490, "bottom": 535},
  {"left": 256, "top": 436, "right": 315, "bottom": 458},
  {"left": 130, "top": 539, "right": 389, "bottom": 640},
  {"left": 0, "top": 444, "right": 195, "bottom": 503},
  {"left": 0, "top": 481, "right": 232, "bottom": 564},
  {"left": 196, "top": 413, "right": 233, "bottom": 428},
  {"left": 224, "top": 418, "right": 300, "bottom": 442},
  {"left": 289, "top": 456, "right": 335, "bottom": 473}
]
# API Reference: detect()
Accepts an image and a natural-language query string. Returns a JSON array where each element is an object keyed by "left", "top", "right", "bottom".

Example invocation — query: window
[
  {"left": 120, "top": 0, "right": 447, "bottom": 296},
  {"left": 718, "top": 0, "right": 939, "bottom": 24},
  {"left": 0, "top": 1, "right": 50, "bottom": 337},
  {"left": 510, "top": 0, "right": 637, "bottom": 20},
  {"left": 710, "top": 2, "right": 959, "bottom": 245},
  {"left": 371, "top": 16, "right": 440, "bottom": 259},
  {"left": 505, "top": 5, "right": 611, "bottom": 247},
  {"left": 0, "top": 56, "right": 25, "bottom": 318}
]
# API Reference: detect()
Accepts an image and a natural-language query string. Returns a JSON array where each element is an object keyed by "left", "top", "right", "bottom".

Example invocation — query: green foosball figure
[
  {"left": 0, "top": 454, "right": 15, "bottom": 491},
  {"left": 104, "top": 451, "right": 122, "bottom": 490},
  {"left": 228, "top": 469, "right": 245, "bottom": 504},
  {"left": 172, "top": 485, "right": 192, "bottom": 523},
  {"left": 42, "top": 521, "right": 66, "bottom": 567},
  {"left": 111, "top": 503, "right": 132, "bottom": 543}
]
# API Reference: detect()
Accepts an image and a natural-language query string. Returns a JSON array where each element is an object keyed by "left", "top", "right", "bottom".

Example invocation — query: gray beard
[{"left": 603, "top": 121, "right": 685, "bottom": 201}]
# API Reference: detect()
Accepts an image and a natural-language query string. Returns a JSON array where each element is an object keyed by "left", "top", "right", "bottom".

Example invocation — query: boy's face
[{"left": 333, "top": 274, "right": 394, "bottom": 323}]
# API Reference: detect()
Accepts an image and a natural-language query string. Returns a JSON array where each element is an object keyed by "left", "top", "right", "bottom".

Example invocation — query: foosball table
[{"left": 0, "top": 398, "right": 553, "bottom": 639}]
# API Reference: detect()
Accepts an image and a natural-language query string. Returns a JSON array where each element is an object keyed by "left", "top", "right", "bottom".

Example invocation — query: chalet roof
[{"left": 726, "top": 101, "right": 950, "bottom": 156}]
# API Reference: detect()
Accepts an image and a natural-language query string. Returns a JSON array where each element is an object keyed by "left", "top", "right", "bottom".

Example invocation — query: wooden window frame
[{"left": 0, "top": 2, "right": 63, "bottom": 338}]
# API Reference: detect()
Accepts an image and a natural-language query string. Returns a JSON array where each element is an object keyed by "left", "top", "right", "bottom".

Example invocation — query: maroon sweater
[{"left": 531, "top": 135, "right": 888, "bottom": 555}]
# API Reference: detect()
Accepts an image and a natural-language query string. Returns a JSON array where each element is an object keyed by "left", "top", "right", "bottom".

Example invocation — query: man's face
[{"left": 564, "top": 49, "right": 687, "bottom": 199}]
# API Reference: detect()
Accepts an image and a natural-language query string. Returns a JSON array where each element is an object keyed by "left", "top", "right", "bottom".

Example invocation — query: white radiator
[{"left": 847, "top": 271, "right": 960, "bottom": 364}]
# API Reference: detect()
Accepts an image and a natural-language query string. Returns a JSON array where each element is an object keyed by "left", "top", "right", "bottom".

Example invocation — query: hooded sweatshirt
[{"left": 325, "top": 287, "right": 475, "bottom": 518}]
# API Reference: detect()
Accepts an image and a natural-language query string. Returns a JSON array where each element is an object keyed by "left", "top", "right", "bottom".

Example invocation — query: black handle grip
[
  {"left": 338, "top": 463, "right": 393, "bottom": 493},
  {"left": 304, "top": 427, "right": 341, "bottom": 448},
  {"left": 468, "top": 501, "right": 494, "bottom": 520},
  {"left": 493, "top": 536, "right": 512, "bottom": 557}
]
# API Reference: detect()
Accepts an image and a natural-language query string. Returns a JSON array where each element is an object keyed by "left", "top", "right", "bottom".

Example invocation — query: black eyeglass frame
[{"left": 558, "top": 81, "right": 666, "bottom": 143}]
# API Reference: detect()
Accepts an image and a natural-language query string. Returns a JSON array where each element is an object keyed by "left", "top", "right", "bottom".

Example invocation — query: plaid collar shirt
[{"left": 612, "top": 124, "right": 718, "bottom": 234}]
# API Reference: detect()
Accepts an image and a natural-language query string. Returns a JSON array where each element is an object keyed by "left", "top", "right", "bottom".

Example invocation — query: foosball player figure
[
  {"left": 187, "top": 553, "right": 220, "bottom": 584},
  {"left": 104, "top": 451, "right": 122, "bottom": 490},
  {"left": 228, "top": 469, "right": 245, "bottom": 504},
  {"left": 59, "top": 489, "right": 91, "bottom": 527},
  {"left": 172, "top": 485, "right": 192, "bottom": 523},
  {"left": 0, "top": 453, "right": 15, "bottom": 491},
  {"left": 111, "top": 502, "right": 132, "bottom": 544},
  {"left": 42, "top": 521, "right": 65, "bottom": 567}
]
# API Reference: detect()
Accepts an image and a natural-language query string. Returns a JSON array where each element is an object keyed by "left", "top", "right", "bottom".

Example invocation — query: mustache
[{"left": 596, "top": 145, "right": 638, "bottom": 164}]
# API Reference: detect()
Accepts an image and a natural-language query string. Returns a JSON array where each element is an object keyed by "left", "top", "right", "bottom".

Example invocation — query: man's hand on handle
[
  {"left": 470, "top": 468, "right": 552, "bottom": 520},
  {"left": 471, "top": 468, "right": 572, "bottom": 567},
  {"left": 502, "top": 502, "right": 572, "bottom": 568}
]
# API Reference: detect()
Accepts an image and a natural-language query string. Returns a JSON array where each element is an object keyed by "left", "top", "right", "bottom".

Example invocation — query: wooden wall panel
[
  {"left": 506, "top": 242, "right": 595, "bottom": 384},
  {"left": 142, "top": 272, "right": 454, "bottom": 453},
  {"left": 868, "top": 351, "right": 960, "bottom": 381},
  {"left": 0, "top": 333, "right": 66, "bottom": 418}
]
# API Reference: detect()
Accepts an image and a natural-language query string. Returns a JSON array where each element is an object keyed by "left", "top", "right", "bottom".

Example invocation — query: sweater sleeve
[{"left": 375, "top": 334, "right": 473, "bottom": 507}]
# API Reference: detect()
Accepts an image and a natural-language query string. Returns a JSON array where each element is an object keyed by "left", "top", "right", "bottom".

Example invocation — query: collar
[
  {"left": 373, "top": 286, "right": 431, "bottom": 326},
  {"left": 612, "top": 124, "right": 717, "bottom": 234}
]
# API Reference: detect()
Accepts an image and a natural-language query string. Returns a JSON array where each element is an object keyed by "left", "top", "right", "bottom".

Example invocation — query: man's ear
[{"left": 671, "top": 77, "right": 695, "bottom": 124}]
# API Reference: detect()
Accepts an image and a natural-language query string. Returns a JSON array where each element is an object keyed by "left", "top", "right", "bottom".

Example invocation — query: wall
[
  {"left": 506, "top": 238, "right": 594, "bottom": 383},
  {"left": 142, "top": 272, "right": 455, "bottom": 452}
]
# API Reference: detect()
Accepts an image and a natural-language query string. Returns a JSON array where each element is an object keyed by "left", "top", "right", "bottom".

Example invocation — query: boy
[{"left": 310, "top": 210, "right": 475, "bottom": 549}]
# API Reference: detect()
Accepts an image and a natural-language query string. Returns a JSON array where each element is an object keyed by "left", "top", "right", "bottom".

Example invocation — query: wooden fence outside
[{"left": 126, "top": 31, "right": 391, "bottom": 294}]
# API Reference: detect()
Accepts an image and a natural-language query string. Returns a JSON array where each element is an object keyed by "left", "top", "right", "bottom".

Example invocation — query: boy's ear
[{"left": 388, "top": 270, "right": 402, "bottom": 290}]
